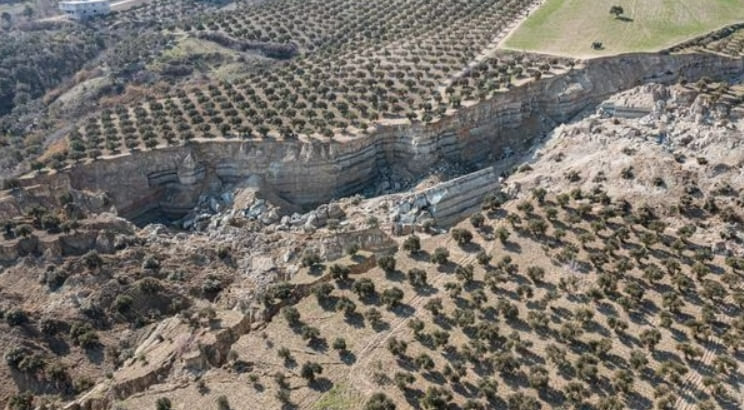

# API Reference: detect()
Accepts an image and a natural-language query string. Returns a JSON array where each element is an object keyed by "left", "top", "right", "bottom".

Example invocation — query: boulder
[
  {"left": 413, "top": 195, "right": 428, "bottom": 211},
  {"left": 260, "top": 209, "right": 279, "bottom": 225},
  {"left": 327, "top": 203, "right": 345, "bottom": 219},
  {"left": 398, "top": 201, "right": 411, "bottom": 214},
  {"left": 209, "top": 197, "right": 221, "bottom": 213}
]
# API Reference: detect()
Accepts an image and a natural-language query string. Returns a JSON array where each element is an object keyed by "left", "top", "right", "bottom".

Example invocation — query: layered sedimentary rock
[{"left": 20, "top": 52, "right": 744, "bottom": 222}]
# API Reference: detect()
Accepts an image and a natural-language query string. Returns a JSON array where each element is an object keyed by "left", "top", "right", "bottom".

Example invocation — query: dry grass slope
[{"left": 503, "top": 0, "right": 744, "bottom": 57}]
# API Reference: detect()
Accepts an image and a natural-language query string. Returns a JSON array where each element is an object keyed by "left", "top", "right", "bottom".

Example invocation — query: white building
[{"left": 59, "top": 0, "right": 110, "bottom": 20}]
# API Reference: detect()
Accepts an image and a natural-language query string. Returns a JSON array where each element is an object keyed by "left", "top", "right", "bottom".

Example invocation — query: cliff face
[{"left": 21, "top": 52, "right": 744, "bottom": 221}]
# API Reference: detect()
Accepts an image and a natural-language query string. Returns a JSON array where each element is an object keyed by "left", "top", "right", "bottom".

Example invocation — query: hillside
[
  {"left": 504, "top": 0, "right": 744, "bottom": 57},
  {"left": 0, "top": 1, "right": 743, "bottom": 409},
  {"left": 3, "top": 81, "right": 733, "bottom": 410}
]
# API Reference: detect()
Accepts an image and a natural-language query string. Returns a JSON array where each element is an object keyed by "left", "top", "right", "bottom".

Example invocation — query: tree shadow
[
  {"left": 318, "top": 296, "right": 339, "bottom": 312},
  {"left": 412, "top": 285, "right": 438, "bottom": 297},
  {"left": 616, "top": 16, "right": 634, "bottom": 22},
  {"left": 391, "top": 303, "right": 415, "bottom": 318},
  {"left": 370, "top": 320, "right": 390, "bottom": 332},
  {"left": 503, "top": 241, "right": 522, "bottom": 253},
  {"left": 309, "top": 338, "right": 328, "bottom": 353},
  {"left": 308, "top": 377, "right": 333, "bottom": 392},
  {"left": 46, "top": 337, "right": 70, "bottom": 356},
  {"left": 403, "top": 387, "right": 424, "bottom": 408},
  {"left": 344, "top": 312, "right": 366, "bottom": 328},
  {"left": 460, "top": 242, "right": 483, "bottom": 254},
  {"left": 384, "top": 270, "right": 406, "bottom": 282},
  {"left": 84, "top": 345, "right": 105, "bottom": 364},
  {"left": 411, "top": 251, "right": 431, "bottom": 263},
  {"left": 283, "top": 357, "right": 297, "bottom": 369},
  {"left": 422, "top": 370, "right": 446, "bottom": 385},
  {"left": 308, "top": 265, "right": 325, "bottom": 276},
  {"left": 340, "top": 351, "right": 356, "bottom": 365},
  {"left": 538, "top": 387, "right": 566, "bottom": 406}
]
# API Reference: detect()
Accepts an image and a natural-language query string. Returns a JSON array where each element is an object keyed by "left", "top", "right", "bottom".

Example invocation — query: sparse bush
[
  {"left": 381, "top": 287, "right": 404, "bottom": 309},
  {"left": 6, "top": 309, "right": 28, "bottom": 326},
  {"left": 402, "top": 235, "right": 421, "bottom": 254},
  {"left": 301, "top": 250, "right": 321, "bottom": 268},
  {"left": 352, "top": 278, "right": 376, "bottom": 298},
  {"left": 216, "top": 395, "right": 230, "bottom": 410},
  {"left": 282, "top": 306, "right": 301, "bottom": 326},
  {"left": 332, "top": 337, "right": 347, "bottom": 352},
  {"left": 329, "top": 264, "right": 351, "bottom": 281},
  {"left": 377, "top": 255, "right": 396, "bottom": 273},
  {"left": 156, "top": 397, "right": 172, "bottom": 410},
  {"left": 431, "top": 247, "right": 449, "bottom": 265},
  {"left": 300, "top": 361, "right": 323, "bottom": 382},
  {"left": 365, "top": 393, "right": 395, "bottom": 410},
  {"left": 451, "top": 228, "right": 473, "bottom": 245},
  {"left": 469, "top": 213, "right": 485, "bottom": 228},
  {"left": 407, "top": 268, "right": 427, "bottom": 288}
]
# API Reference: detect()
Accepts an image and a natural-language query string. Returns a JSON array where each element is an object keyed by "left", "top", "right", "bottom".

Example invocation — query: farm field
[{"left": 503, "top": 0, "right": 744, "bottom": 57}]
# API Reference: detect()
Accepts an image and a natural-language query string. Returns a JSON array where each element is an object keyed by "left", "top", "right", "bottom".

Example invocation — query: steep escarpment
[{"left": 18, "top": 52, "right": 744, "bottom": 223}]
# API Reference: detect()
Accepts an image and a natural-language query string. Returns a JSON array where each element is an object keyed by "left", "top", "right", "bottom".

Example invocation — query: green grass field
[{"left": 504, "top": 0, "right": 744, "bottom": 57}]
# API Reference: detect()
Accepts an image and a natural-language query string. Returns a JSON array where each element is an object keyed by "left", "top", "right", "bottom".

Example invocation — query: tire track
[{"left": 673, "top": 296, "right": 736, "bottom": 410}]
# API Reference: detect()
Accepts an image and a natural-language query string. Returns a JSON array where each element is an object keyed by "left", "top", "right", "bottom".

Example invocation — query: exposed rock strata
[{"left": 18, "top": 53, "right": 744, "bottom": 223}]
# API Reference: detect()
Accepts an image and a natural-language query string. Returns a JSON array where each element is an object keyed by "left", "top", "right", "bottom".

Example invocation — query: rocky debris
[
  {"left": 388, "top": 165, "right": 506, "bottom": 234},
  {"left": 64, "top": 310, "right": 253, "bottom": 410},
  {"left": 389, "top": 194, "right": 435, "bottom": 235}
]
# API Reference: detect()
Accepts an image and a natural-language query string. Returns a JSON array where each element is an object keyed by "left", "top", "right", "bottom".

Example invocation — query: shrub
[
  {"left": 301, "top": 250, "right": 321, "bottom": 268},
  {"left": 6, "top": 309, "right": 28, "bottom": 326},
  {"left": 386, "top": 337, "right": 408, "bottom": 356},
  {"left": 407, "top": 268, "right": 427, "bottom": 288},
  {"left": 156, "top": 397, "right": 172, "bottom": 410},
  {"left": 377, "top": 255, "right": 396, "bottom": 273},
  {"left": 281, "top": 306, "right": 301, "bottom": 326},
  {"left": 422, "top": 386, "right": 453, "bottom": 409},
  {"left": 15, "top": 224, "right": 33, "bottom": 238},
  {"left": 451, "top": 228, "right": 473, "bottom": 245},
  {"left": 301, "top": 326, "right": 321, "bottom": 344},
  {"left": 352, "top": 278, "right": 376, "bottom": 298},
  {"left": 415, "top": 353, "right": 435, "bottom": 371},
  {"left": 8, "top": 392, "right": 33, "bottom": 410},
  {"left": 70, "top": 322, "right": 99, "bottom": 348},
  {"left": 313, "top": 283, "right": 334, "bottom": 303},
  {"left": 5, "top": 346, "right": 29, "bottom": 369},
  {"left": 300, "top": 361, "right": 323, "bottom": 382},
  {"left": 365, "top": 393, "right": 396, "bottom": 410},
  {"left": 455, "top": 264, "right": 474, "bottom": 284},
  {"left": 83, "top": 250, "right": 103, "bottom": 269},
  {"left": 142, "top": 256, "right": 160, "bottom": 270},
  {"left": 113, "top": 294, "right": 133, "bottom": 313},
  {"left": 335, "top": 297, "right": 357, "bottom": 316},
  {"left": 216, "top": 395, "right": 230, "bottom": 410},
  {"left": 431, "top": 247, "right": 449, "bottom": 265},
  {"left": 402, "top": 235, "right": 421, "bottom": 254},
  {"left": 329, "top": 264, "right": 351, "bottom": 281},
  {"left": 381, "top": 287, "right": 404, "bottom": 309},
  {"left": 496, "top": 226, "right": 510, "bottom": 243},
  {"left": 332, "top": 337, "right": 347, "bottom": 352},
  {"left": 345, "top": 243, "right": 360, "bottom": 256},
  {"left": 469, "top": 213, "right": 485, "bottom": 228},
  {"left": 424, "top": 298, "right": 443, "bottom": 316},
  {"left": 526, "top": 266, "right": 545, "bottom": 283},
  {"left": 364, "top": 308, "right": 383, "bottom": 328},
  {"left": 476, "top": 251, "right": 491, "bottom": 265},
  {"left": 528, "top": 366, "right": 549, "bottom": 389}
]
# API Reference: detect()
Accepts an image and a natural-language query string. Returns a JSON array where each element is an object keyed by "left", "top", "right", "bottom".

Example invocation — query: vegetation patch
[{"left": 504, "top": 0, "right": 744, "bottom": 56}]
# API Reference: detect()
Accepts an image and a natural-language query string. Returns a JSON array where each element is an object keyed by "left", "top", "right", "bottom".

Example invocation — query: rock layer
[{"left": 20, "top": 52, "right": 744, "bottom": 223}]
